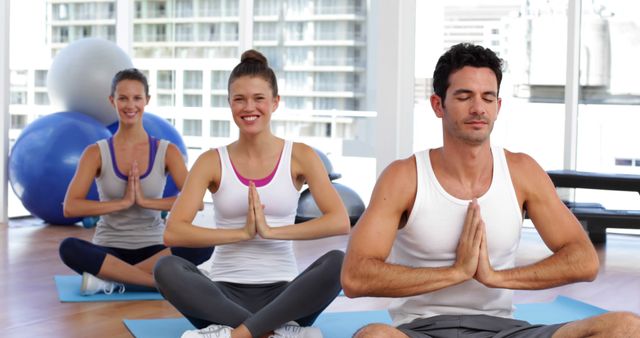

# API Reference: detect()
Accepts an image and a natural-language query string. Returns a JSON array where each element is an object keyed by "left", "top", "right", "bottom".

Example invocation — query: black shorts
[{"left": 397, "top": 314, "right": 565, "bottom": 338}]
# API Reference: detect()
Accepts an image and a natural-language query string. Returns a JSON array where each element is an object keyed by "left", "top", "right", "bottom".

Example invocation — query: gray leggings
[{"left": 154, "top": 250, "right": 344, "bottom": 337}]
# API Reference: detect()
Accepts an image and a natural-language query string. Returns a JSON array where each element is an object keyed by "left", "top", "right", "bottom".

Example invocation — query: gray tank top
[{"left": 92, "top": 137, "right": 169, "bottom": 249}]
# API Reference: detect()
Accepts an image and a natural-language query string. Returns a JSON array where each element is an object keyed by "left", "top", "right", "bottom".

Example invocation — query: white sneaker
[
  {"left": 271, "top": 322, "right": 323, "bottom": 338},
  {"left": 181, "top": 324, "right": 232, "bottom": 338},
  {"left": 80, "top": 272, "right": 125, "bottom": 296}
]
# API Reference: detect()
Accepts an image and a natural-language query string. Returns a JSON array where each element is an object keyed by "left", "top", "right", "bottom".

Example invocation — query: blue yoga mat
[
  {"left": 123, "top": 296, "right": 606, "bottom": 338},
  {"left": 54, "top": 275, "right": 163, "bottom": 302},
  {"left": 514, "top": 295, "right": 607, "bottom": 324}
]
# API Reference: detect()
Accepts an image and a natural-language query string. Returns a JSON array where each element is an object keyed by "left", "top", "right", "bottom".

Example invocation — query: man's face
[{"left": 433, "top": 66, "right": 502, "bottom": 146}]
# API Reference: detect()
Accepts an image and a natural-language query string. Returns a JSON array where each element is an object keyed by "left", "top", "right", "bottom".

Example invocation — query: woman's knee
[
  {"left": 322, "top": 249, "right": 345, "bottom": 272},
  {"left": 59, "top": 237, "right": 80, "bottom": 260},
  {"left": 153, "top": 255, "right": 179, "bottom": 279},
  {"left": 153, "top": 255, "right": 194, "bottom": 286},
  {"left": 58, "top": 237, "right": 86, "bottom": 267}
]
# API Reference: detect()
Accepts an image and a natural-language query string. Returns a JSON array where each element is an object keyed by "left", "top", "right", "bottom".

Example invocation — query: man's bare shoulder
[
  {"left": 369, "top": 155, "right": 417, "bottom": 210},
  {"left": 504, "top": 149, "right": 552, "bottom": 197},
  {"left": 379, "top": 155, "right": 417, "bottom": 185},
  {"left": 504, "top": 149, "right": 544, "bottom": 173}
]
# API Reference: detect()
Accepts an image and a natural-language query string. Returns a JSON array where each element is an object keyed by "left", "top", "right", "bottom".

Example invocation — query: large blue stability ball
[
  {"left": 9, "top": 112, "right": 112, "bottom": 225},
  {"left": 108, "top": 112, "right": 188, "bottom": 197}
]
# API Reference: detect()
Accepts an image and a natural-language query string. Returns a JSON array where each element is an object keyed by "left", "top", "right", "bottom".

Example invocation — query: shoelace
[
  {"left": 198, "top": 326, "right": 229, "bottom": 338},
  {"left": 269, "top": 324, "right": 304, "bottom": 338},
  {"left": 103, "top": 282, "right": 126, "bottom": 295}
]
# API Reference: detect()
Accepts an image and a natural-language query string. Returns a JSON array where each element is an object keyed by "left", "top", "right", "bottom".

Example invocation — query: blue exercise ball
[
  {"left": 9, "top": 112, "right": 111, "bottom": 225},
  {"left": 108, "top": 112, "right": 188, "bottom": 197}
]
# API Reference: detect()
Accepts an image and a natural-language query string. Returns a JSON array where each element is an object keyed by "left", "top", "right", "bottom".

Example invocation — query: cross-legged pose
[
  {"left": 341, "top": 43, "right": 640, "bottom": 338},
  {"left": 59, "top": 68, "right": 213, "bottom": 295},
  {"left": 154, "top": 50, "right": 350, "bottom": 338}
]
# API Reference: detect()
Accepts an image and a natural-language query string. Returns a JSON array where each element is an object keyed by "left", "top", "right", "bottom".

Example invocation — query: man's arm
[
  {"left": 341, "top": 156, "right": 483, "bottom": 298},
  {"left": 475, "top": 151, "right": 599, "bottom": 289}
]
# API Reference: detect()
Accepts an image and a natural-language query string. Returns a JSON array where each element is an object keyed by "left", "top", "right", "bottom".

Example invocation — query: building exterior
[
  {"left": 7, "top": 0, "right": 372, "bottom": 217},
  {"left": 41, "top": 0, "right": 368, "bottom": 140}
]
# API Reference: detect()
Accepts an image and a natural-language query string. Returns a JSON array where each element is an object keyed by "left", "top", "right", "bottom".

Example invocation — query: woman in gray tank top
[
  {"left": 58, "top": 68, "right": 213, "bottom": 296},
  {"left": 154, "top": 50, "right": 350, "bottom": 338}
]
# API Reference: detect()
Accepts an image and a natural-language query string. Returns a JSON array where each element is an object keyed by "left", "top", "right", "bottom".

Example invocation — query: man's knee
[
  {"left": 556, "top": 311, "right": 640, "bottom": 338},
  {"left": 353, "top": 323, "right": 408, "bottom": 338},
  {"left": 602, "top": 311, "right": 640, "bottom": 328}
]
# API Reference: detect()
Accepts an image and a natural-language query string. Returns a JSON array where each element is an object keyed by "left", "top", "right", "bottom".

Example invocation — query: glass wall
[
  {"left": 7, "top": 0, "right": 374, "bottom": 218},
  {"left": 574, "top": 0, "right": 640, "bottom": 210},
  {"left": 413, "top": 1, "right": 568, "bottom": 172}
]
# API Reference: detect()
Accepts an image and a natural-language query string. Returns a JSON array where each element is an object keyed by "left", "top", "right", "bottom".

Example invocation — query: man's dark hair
[
  {"left": 110, "top": 68, "right": 149, "bottom": 97},
  {"left": 432, "top": 43, "right": 503, "bottom": 102}
]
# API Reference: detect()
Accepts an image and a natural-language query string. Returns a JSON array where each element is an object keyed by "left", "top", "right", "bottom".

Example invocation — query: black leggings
[
  {"left": 153, "top": 250, "right": 344, "bottom": 337},
  {"left": 59, "top": 237, "right": 214, "bottom": 276}
]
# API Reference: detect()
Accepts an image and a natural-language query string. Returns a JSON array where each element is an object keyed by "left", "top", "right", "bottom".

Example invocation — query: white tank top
[
  {"left": 388, "top": 146, "right": 523, "bottom": 326},
  {"left": 208, "top": 140, "right": 301, "bottom": 283}
]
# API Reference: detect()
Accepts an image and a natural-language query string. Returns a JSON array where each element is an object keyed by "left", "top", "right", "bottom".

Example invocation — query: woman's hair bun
[{"left": 240, "top": 49, "right": 268, "bottom": 67}]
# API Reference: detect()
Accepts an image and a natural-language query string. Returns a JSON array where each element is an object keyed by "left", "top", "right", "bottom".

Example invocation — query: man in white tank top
[{"left": 341, "top": 43, "right": 640, "bottom": 337}]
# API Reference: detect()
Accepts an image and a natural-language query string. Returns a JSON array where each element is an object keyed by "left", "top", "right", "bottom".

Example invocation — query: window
[
  {"left": 254, "top": 22, "right": 278, "bottom": 41},
  {"left": 107, "top": 26, "right": 116, "bottom": 40},
  {"left": 284, "top": 47, "right": 310, "bottom": 66},
  {"left": 573, "top": 0, "right": 640, "bottom": 208},
  {"left": 53, "top": 27, "right": 69, "bottom": 43},
  {"left": 156, "top": 94, "right": 174, "bottom": 106},
  {"left": 211, "top": 95, "right": 228, "bottom": 107},
  {"left": 314, "top": 72, "right": 340, "bottom": 91},
  {"left": 286, "top": 22, "right": 306, "bottom": 41},
  {"left": 34, "top": 70, "right": 48, "bottom": 87},
  {"left": 10, "top": 91, "right": 27, "bottom": 105},
  {"left": 53, "top": 4, "right": 68, "bottom": 20},
  {"left": 315, "top": 46, "right": 346, "bottom": 66},
  {"left": 75, "top": 3, "right": 93, "bottom": 20},
  {"left": 184, "top": 71, "right": 203, "bottom": 90},
  {"left": 222, "top": 23, "right": 239, "bottom": 41},
  {"left": 80, "top": 26, "right": 93, "bottom": 38},
  {"left": 176, "top": 0, "right": 194, "bottom": 17},
  {"left": 254, "top": 0, "right": 280, "bottom": 16},
  {"left": 176, "top": 24, "right": 193, "bottom": 41},
  {"left": 183, "top": 119, "right": 202, "bottom": 136},
  {"left": 315, "top": 21, "right": 338, "bottom": 40},
  {"left": 413, "top": 0, "right": 568, "bottom": 170},
  {"left": 210, "top": 120, "right": 230, "bottom": 137},
  {"left": 283, "top": 97, "right": 306, "bottom": 109},
  {"left": 314, "top": 97, "right": 338, "bottom": 110},
  {"left": 34, "top": 92, "right": 50, "bottom": 105},
  {"left": 10, "top": 115, "right": 28, "bottom": 129},
  {"left": 150, "top": 1, "right": 167, "bottom": 18},
  {"left": 211, "top": 71, "right": 230, "bottom": 90},
  {"left": 283, "top": 72, "right": 307, "bottom": 90},
  {"left": 154, "top": 24, "right": 167, "bottom": 42},
  {"left": 205, "top": 23, "right": 219, "bottom": 41},
  {"left": 183, "top": 94, "right": 202, "bottom": 107},
  {"left": 157, "top": 70, "right": 174, "bottom": 90},
  {"left": 287, "top": 0, "right": 308, "bottom": 16},
  {"left": 135, "top": 1, "right": 142, "bottom": 18}
]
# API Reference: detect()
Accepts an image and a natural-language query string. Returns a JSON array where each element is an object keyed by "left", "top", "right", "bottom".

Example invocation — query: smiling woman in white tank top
[{"left": 154, "top": 50, "right": 350, "bottom": 338}]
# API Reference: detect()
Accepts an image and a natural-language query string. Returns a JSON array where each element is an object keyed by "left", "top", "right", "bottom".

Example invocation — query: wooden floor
[{"left": 2, "top": 217, "right": 640, "bottom": 338}]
